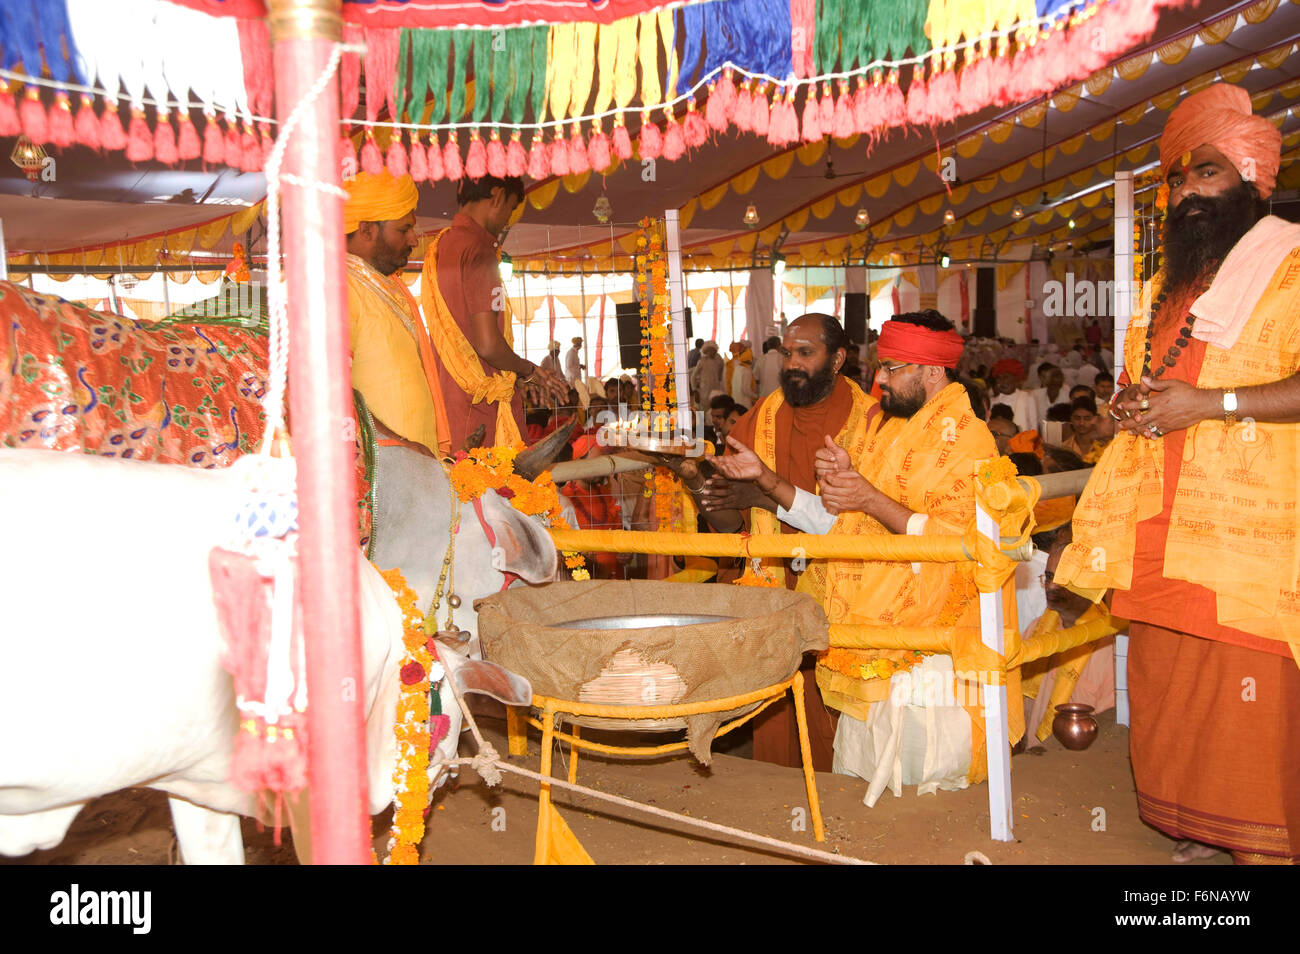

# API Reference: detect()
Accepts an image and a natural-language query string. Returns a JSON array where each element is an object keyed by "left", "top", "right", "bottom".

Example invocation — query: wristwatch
[{"left": 1222, "top": 388, "right": 1238, "bottom": 426}]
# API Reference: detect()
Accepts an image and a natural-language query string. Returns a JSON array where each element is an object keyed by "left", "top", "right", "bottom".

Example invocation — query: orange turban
[
  {"left": 343, "top": 171, "right": 419, "bottom": 233},
  {"left": 1159, "top": 84, "right": 1282, "bottom": 199}
]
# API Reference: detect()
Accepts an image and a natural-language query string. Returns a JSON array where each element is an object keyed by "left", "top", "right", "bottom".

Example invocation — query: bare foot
[{"left": 1171, "top": 839, "right": 1224, "bottom": 863}]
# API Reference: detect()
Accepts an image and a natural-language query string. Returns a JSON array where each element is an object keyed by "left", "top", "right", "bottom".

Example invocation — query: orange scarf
[{"left": 1057, "top": 259, "right": 1300, "bottom": 652}]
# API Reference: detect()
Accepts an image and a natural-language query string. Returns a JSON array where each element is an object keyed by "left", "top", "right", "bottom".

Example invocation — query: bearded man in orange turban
[
  {"left": 345, "top": 170, "right": 448, "bottom": 456},
  {"left": 1057, "top": 83, "right": 1300, "bottom": 864}
]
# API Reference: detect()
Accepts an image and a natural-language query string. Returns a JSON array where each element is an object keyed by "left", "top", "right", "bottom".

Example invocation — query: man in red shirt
[{"left": 422, "top": 176, "right": 566, "bottom": 450}]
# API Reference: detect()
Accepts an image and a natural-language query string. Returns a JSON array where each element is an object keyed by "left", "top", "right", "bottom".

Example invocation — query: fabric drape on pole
[
  {"left": 745, "top": 267, "right": 773, "bottom": 347},
  {"left": 711, "top": 286, "right": 719, "bottom": 341},
  {"left": 959, "top": 269, "right": 971, "bottom": 329},
  {"left": 547, "top": 275, "right": 556, "bottom": 343},
  {"left": 594, "top": 274, "right": 606, "bottom": 377}
]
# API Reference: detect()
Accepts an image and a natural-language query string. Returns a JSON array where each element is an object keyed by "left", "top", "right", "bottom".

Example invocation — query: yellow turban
[
  {"left": 343, "top": 171, "right": 419, "bottom": 233},
  {"left": 1159, "top": 84, "right": 1282, "bottom": 199}
]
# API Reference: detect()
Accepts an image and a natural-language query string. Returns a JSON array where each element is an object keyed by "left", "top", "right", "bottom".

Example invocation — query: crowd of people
[{"left": 341, "top": 80, "right": 1296, "bottom": 865}]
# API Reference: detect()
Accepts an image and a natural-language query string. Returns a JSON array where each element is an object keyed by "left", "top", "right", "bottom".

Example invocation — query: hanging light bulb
[
  {"left": 592, "top": 195, "right": 612, "bottom": 223},
  {"left": 1011, "top": 203, "right": 1024, "bottom": 220},
  {"left": 1067, "top": 218, "right": 1076, "bottom": 230},
  {"left": 855, "top": 208, "right": 870, "bottom": 229},
  {"left": 498, "top": 252, "right": 514, "bottom": 282},
  {"left": 942, "top": 209, "right": 955, "bottom": 226},
  {"left": 743, "top": 204, "right": 760, "bottom": 228},
  {"left": 940, "top": 253, "right": 951, "bottom": 268}
]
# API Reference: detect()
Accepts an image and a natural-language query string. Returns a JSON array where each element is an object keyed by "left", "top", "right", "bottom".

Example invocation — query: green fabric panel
[
  {"left": 506, "top": 25, "right": 532, "bottom": 124},
  {"left": 814, "top": 0, "right": 843, "bottom": 74},
  {"left": 529, "top": 25, "right": 548, "bottom": 124},
  {"left": 472, "top": 29, "right": 491, "bottom": 123},
  {"left": 403, "top": 30, "right": 439, "bottom": 125},
  {"left": 447, "top": 29, "right": 471, "bottom": 123}
]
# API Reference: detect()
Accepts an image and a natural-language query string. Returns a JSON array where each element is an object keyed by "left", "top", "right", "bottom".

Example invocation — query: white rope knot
[{"left": 470, "top": 743, "right": 503, "bottom": 787}]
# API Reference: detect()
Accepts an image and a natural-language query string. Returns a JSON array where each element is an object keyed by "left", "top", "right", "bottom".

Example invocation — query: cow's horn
[{"left": 514, "top": 415, "right": 579, "bottom": 480}]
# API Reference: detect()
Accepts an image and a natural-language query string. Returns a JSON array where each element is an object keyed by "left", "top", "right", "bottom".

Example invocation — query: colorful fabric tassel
[
  {"left": 48, "top": 92, "right": 75, "bottom": 148},
  {"left": 386, "top": 130, "right": 409, "bottom": 177},
  {"left": 683, "top": 104, "right": 707, "bottom": 148},
  {"left": 526, "top": 132, "right": 549, "bottom": 179},
  {"left": 487, "top": 132, "right": 507, "bottom": 178},
  {"left": 126, "top": 108, "right": 155, "bottom": 162},
  {"left": 20, "top": 88, "right": 49, "bottom": 143},
  {"left": 177, "top": 113, "right": 201, "bottom": 160},
  {"left": 750, "top": 84, "right": 770, "bottom": 137},
  {"left": 638, "top": 115, "right": 662, "bottom": 160},
  {"left": 663, "top": 115, "right": 685, "bottom": 160},
  {"left": 426, "top": 135, "right": 446, "bottom": 182},
  {"left": 74, "top": 94, "right": 101, "bottom": 150},
  {"left": 587, "top": 125, "right": 611, "bottom": 172},
  {"left": 506, "top": 131, "right": 527, "bottom": 176},
  {"left": 567, "top": 127, "right": 589, "bottom": 174},
  {"left": 408, "top": 132, "right": 428, "bottom": 182},
  {"left": 800, "top": 91, "right": 821, "bottom": 142},
  {"left": 611, "top": 120, "right": 632, "bottom": 160},
  {"left": 465, "top": 133, "right": 488, "bottom": 178},
  {"left": 203, "top": 113, "right": 225, "bottom": 165},
  {"left": 154, "top": 110, "right": 178, "bottom": 163},
  {"left": 0, "top": 84, "right": 20, "bottom": 138},
  {"left": 443, "top": 133, "right": 464, "bottom": 181},
  {"left": 733, "top": 81, "right": 754, "bottom": 133},
  {"left": 360, "top": 132, "right": 383, "bottom": 174},
  {"left": 549, "top": 134, "right": 571, "bottom": 177}
]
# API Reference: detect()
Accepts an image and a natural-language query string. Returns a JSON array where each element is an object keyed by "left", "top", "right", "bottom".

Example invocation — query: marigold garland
[
  {"left": 377, "top": 564, "right": 434, "bottom": 866},
  {"left": 821, "top": 647, "right": 930, "bottom": 683},
  {"left": 446, "top": 443, "right": 587, "bottom": 578},
  {"left": 733, "top": 558, "right": 784, "bottom": 588}
]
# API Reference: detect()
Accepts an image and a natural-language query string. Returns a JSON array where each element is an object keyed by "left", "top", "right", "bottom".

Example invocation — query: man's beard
[
  {"left": 879, "top": 379, "right": 926, "bottom": 418},
  {"left": 1163, "top": 181, "right": 1261, "bottom": 292},
  {"left": 780, "top": 363, "right": 836, "bottom": 407},
  {"left": 373, "top": 238, "right": 411, "bottom": 276}
]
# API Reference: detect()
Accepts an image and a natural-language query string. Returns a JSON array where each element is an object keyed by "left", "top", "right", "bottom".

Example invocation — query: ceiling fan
[{"left": 792, "top": 158, "right": 870, "bottom": 180}]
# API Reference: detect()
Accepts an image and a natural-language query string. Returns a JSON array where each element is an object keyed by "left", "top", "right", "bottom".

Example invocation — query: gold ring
[{"left": 1139, "top": 398, "right": 1151, "bottom": 411}]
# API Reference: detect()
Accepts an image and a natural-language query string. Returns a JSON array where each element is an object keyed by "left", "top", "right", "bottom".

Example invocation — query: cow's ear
[
  {"left": 478, "top": 489, "right": 558, "bottom": 583},
  {"left": 438, "top": 646, "right": 533, "bottom": 707}
]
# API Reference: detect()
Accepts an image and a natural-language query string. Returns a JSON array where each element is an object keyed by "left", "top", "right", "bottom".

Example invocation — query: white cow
[{"left": 0, "top": 448, "right": 548, "bottom": 863}]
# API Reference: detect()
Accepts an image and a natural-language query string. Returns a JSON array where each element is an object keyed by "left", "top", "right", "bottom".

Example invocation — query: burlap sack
[{"left": 476, "top": 580, "right": 828, "bottom": 764}]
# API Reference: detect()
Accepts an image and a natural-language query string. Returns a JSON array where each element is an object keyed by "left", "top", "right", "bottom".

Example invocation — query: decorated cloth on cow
[{"left": 0, "top": 282, "right": 374, "bottom": 551}]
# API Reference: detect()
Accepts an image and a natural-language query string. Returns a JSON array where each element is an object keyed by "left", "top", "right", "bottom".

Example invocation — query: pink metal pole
[{"left": 269, "top": 0, "right": 370, "bottom": 864}]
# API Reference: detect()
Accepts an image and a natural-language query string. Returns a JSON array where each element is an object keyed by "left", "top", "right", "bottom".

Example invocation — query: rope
[
  {"left": 438, "top": 753, "right": 873, "bottom": 866},
  {"left": 258, "top": 41, "right": 359, "bottom": 455},
  {"left": 436, "top": 657, "right": 871, "bottom": 865}
]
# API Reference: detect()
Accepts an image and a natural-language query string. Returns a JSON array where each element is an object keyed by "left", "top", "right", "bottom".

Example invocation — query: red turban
[
  {"left": 1160, "top": 84, "right": 1282, "bottom": 199},
  {"left": 877, "top": 320, "right": 964, "bottom": 368},
  {"left": 992, "top": 358, "right": 1025, "bottom": 379}
]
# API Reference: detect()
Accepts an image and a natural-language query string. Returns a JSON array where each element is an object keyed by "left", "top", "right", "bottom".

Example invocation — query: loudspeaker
[
  {"left": 615, "top": 302, "right": 642, "bottom": 371},
  {"left": 615, "top": 304, "right": 694, "bottom": 371},
  {"left": 843, "top": 293, "right": 867, "bottom": 343},
  {"left": 974, "top": 268, "right": 997, "bottom": 337}
]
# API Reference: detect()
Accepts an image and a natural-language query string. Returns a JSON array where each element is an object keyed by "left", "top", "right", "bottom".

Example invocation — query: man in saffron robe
[
  {"left": 344, "top": 170, "right": 447, "bottom": 455},
  {"left": 1057, "top": 83, "right": 1300, "bottom": 864},
  {"left": 712, "top": 311, "right": 1003, "bottom": 798},
  {"left": 421, "top": 175, "right": 567, "bottom": 450},
  {"left": 693, "top": 313, "right": 881, "bottom": 771}
]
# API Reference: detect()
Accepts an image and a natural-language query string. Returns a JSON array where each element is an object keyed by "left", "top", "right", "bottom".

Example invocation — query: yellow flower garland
[
  {"left": 446, "top": 444, "right": 588, "bottom": 578},
  {"left": 377, "top": 565, "right": 433, "bottom": 866}
]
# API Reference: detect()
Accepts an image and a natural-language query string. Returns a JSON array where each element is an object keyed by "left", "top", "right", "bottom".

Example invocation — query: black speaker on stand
[
  {"left": 843, "top": 293, "right": 868, "bottom": 344},
  {"left": 615, "top": 303, "right": 693, "bottom": 372},
  {"left": 974, "top": 267, "right": 997, "bottom": 338}
]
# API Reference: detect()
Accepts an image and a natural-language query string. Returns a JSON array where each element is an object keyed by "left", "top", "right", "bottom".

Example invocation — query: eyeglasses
[{"left": 880, "top": 361, "right": 914, "bottom": 375}]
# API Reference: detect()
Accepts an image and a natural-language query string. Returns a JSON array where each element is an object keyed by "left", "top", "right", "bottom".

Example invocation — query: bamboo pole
[{"left": 268, "top": 0, "right": 369, "bottom": 864}]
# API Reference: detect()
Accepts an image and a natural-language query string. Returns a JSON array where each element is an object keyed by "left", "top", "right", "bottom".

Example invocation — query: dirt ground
[{"left": 4, "top": 709, "right": 1229, "bottom": 866}]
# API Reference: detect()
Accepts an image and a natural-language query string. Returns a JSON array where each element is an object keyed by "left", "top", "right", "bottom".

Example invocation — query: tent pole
[
  {"left": 1112, "top": 171, "right": 1134, "bottom": 384},
  {"left": 268, "top": 0, "right": 369, "bottom": 865},
  {"left": 663, "top": 210, "right": 691, "bottom": 438}
]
